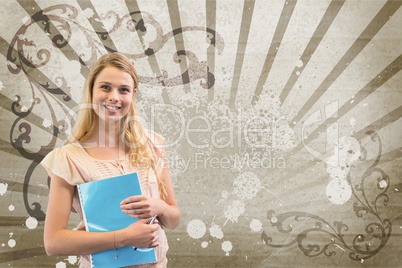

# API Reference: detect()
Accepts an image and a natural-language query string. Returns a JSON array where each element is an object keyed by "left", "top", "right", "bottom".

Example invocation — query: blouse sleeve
[{"left": 41, "top": 144, "right": 87, "bottom": 185}]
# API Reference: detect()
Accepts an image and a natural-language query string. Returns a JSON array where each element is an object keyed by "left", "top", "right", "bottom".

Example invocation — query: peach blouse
[{"left": 41, "top": 134, "right": 169, "bottom": 268}]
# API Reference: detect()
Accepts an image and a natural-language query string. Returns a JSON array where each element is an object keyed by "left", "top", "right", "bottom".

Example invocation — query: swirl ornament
[{"left": 261, "top": 131, "right": 391, "bottom": 261}]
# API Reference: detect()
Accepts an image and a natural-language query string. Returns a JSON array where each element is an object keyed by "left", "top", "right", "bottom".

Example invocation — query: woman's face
[{"left": 91, "top": 66, "right": 136, "bottom": 124}]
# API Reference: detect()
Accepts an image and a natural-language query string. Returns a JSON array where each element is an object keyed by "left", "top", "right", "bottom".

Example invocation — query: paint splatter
[
  {"left": 221, "top": 241, "right": 233, "bottom": 256},
  {"left": 56, "top": 261, "right": 67, "bottom": 268},
  {"left": 224, "top": 200, "right": 245, "bottom": 223},
  {"left": 325, "top": 136, "right": 360, "bottom": 204},
  {"left": 0, "top": 183, "right": 8, "bottom": 196},
  {"left": 66, "top": 256, "right": 78, "bottom": 264},
  {"left": 209, "top": 224, "right": 224, "bottom": 239},
  {"left": 233, "top": 171, "right": 261, "bottom": 200},
  {"left": 25, "top": 217, "right": 38, "bottom": 229},
  {"left": 0, "top": 80, "right": 4, "bottom": 91},
  {"left": 82, "top": 8, "right": 94, "bottom": 18},
  {"left": 326, "top": 178, "right": 352, "bottom": 205},
  {"left": 296, "top": 59, "right": 304, "bottom": 68},
  {"left": 379, "top": 180, "right": 388, "bottom": 189},
  {"left": 187, "top": 219, "right": 207, "bottom": 239},
  {"left": 8, "top": 205, "right": 15, "bottom": 211},
  {"left": 250, "top": 219, "right": 262, "bottom": 232},
  {"left": 42, "top": 119, "right": 52, "bottom": 128},
  {"left": 8, "top": 239, "right": 16, "bottom": 248},
  {"left": 201, "top": 241, "right": 208, "bottom": 248}
]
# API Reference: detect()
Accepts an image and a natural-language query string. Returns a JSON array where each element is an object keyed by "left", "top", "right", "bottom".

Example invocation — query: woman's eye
[
  {"left": 120, "top": 88, "right": 130, "bottom": 93},
  {"left": 100, "top": 85, "right": 110, "bottom": 90}
]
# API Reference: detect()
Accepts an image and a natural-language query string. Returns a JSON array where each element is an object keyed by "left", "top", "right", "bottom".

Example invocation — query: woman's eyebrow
[
  {"left": 97, "top": 81, "right": 111, "bottom": 84},
  {"left": 98, "top": 81, "right": 133, "bottom": 88}
]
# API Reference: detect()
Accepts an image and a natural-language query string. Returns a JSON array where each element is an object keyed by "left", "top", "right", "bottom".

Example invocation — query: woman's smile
[{"left": 103, "top": 104, "right": 121, "bottom": 111}]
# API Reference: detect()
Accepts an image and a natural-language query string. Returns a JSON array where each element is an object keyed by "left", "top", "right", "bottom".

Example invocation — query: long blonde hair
[{"left": 68, "top": 52, "right": 167, "bottom": 200}]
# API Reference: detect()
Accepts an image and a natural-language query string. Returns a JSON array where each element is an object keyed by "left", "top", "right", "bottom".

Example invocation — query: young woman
[{"left": 41, "top": 52, "right": 180, "bottom": 267}]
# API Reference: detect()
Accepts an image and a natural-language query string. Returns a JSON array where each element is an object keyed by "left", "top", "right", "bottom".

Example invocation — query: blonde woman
[{"left": 41, "top": 52, "right": 180, "bottom": 267}]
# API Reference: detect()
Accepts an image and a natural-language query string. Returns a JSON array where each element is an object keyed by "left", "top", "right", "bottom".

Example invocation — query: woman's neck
[
  {"left": 80, "top": 128, "right": 129, "bottom": 160},
  {"left": 80, "top": 119, "right": 125, "bottom": 147}
]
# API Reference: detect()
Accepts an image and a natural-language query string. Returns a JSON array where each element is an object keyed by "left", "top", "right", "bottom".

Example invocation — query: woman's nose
[{"left": 108, "top": 89, "right": 118, "bottom": 102}]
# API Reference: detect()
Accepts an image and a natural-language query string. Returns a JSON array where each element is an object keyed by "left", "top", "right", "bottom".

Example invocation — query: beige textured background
[{"left": 0, "top": 0, "right": 401, "bottom": 267}]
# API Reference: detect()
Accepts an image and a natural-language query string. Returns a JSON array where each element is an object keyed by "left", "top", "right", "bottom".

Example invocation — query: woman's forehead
[{"left": 94, "top": 66, "right": 135, "bottom": 87}]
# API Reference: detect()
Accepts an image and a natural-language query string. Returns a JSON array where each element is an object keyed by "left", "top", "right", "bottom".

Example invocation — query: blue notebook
[{"left": 77, "top": 172, "right": 157, "bottom": 268}]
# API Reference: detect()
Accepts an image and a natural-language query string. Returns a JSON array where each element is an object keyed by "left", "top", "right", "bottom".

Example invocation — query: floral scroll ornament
[
  {"left": 96, "top": 9, "right": 224, "bottom": 88},
  {"left": 7, "top": 4, "right": 224, "bottom": 220},
  {"left": 261, "top": 131, "right": 391, "bottom": 261},
  {"left": 7, "top": 6, "right": 77, "bottom": 221}
]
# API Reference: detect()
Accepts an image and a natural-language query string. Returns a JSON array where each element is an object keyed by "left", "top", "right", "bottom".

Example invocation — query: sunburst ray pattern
[{"left": 0, "top": 0, "right": 401, "bottom": 267}]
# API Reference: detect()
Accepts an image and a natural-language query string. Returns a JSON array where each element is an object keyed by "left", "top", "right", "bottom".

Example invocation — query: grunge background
[{"left": 1, "top": 0, "right": 401, "bottom": 267}]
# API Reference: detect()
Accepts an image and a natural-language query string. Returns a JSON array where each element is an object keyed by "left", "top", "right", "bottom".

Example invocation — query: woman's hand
[
  {"left": 120, "top": 219, "right": 160, "bottom": 249},
  {"left": 120, "top": 195, "right": 164, "bottom": 219}
]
